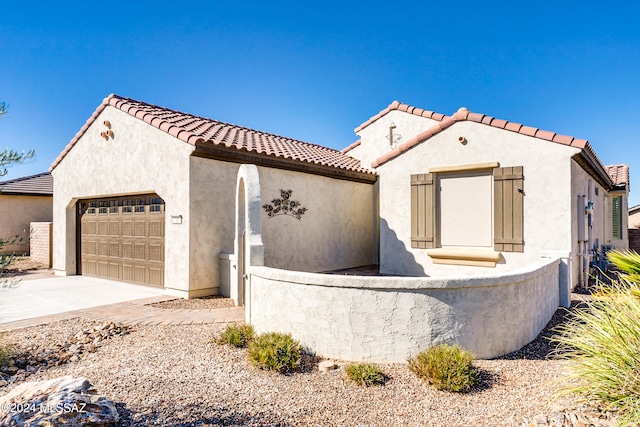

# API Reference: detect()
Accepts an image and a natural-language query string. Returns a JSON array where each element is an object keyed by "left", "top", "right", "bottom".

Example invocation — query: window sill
[{"left": 426, "top": 248, "right": 501, "bottom": 267}]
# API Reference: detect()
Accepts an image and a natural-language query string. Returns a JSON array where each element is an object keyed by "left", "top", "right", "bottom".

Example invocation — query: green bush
[
  {"left": 248, "top": 332, "right": 302, "bottom": 373},
  {"left": 0, "top": 340, "right": 12, "bottom": 367},
  {"left": 607, "top": 249, "right": 640, "bottom": 284},
  {"left": 214, "top": 324, "right": 255, "bottom": 348},
  {"left": 553, "top": 252, "right": 640, "bottom": 425},
  {"left": 345, "top": 363, "right": 385, "bottom": 387},
  {"left": 408, "top": 343, "right": 478, "bottom": 392}
]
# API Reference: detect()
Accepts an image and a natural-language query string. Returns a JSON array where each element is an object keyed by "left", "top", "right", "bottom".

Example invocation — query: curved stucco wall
[{"left": 248, "top": 257, "right": 560, "bottom": 362}]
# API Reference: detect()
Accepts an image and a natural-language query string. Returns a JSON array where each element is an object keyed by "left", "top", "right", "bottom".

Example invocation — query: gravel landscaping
[{"left": 0, "top": 294, "right": 612, "bottom": 426}]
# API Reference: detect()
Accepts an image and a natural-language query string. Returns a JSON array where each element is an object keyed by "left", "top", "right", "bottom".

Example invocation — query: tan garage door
[{"left": 78, "top": 194, "right": 165, "bottom": 287}]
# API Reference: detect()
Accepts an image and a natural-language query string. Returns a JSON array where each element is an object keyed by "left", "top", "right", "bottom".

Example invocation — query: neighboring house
[
  {"left": 0, "top": 172, "right": 53, "bottom": 254},
  {"left": 345, "top": 101, "right": 629, "bottom": 289},
  {"left": 50, "top": 95, "right": 629, "bottom": 299},
  {"left": 629, "top": 204, "right": 640, "bottom": 229}
]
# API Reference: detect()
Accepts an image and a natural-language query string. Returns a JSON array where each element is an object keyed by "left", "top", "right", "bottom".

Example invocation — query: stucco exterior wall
[
  {"left": 0, "top": 195, "right": 52, "bottom": 254},
  {"left": 188, "top": 157, "right": 240, "bottom": 296},
  {"left": 257, "top": 167, "right": 376, "bottom": 272},
  {"left": 248, "top": 258, "right": 560, "bottom": 362},
  {"left": 630, "top": 209, "right": 640, "bottom": 229},
  {"left": 51, "top": 106, "right": 194, "bottom": 295},
  {"left": 352, "top": 110, "right": 440, "bottom": 168},
  {"left": 375, "top": 120, "right": 580, "bottom": 277},
  {"left": 570, "top": 162, "right": 629, "bottom": 286}
]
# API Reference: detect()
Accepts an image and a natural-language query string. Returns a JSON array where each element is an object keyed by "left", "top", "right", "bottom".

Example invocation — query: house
[
  {"left": 0, "top": 172, "right": 53, "bottom": 255},
  {"left": 344, "top": 102, "right": 629, "bottom": 293},
  {"left": 50, "top": 95, "right": 377, "bottom": 299},
  {"left": 630, "top": 204, "right": 640, "bottom": 229},
  {"left": 50, "top": 95, "right": 630, "bottom": 360},
  {"left": 629, "top": 204, "right": 640, "bottom": 253}
]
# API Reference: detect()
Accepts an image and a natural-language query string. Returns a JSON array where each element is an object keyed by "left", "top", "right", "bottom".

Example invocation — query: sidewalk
[{"left": 0, "top": 275, "right": 244, "bottom": 332}]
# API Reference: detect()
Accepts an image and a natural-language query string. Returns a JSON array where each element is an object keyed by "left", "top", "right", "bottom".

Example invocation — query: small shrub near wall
[
  {"left": 408, "top": 344, "right": 478, "bottom": 393},
  {"left": 214, "top": 324, "right": 255, "bottom": 348},
  {"left": 345, "top": 363, "right": 386, "bottom": 387},
  {"left": 248, "top": 332, "right": 302, "bottom": 374}
]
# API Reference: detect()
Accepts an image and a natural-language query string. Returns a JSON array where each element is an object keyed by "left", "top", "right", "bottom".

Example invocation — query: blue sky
[{"left": 1, "top": 1, "right": 639, "bottom": 206}]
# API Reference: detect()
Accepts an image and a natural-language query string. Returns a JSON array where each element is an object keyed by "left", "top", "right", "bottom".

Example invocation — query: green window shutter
[
  {"left": 612, "top": 196, "right": 622, "bottom": 239},
  {"left": 411, "top": 173, "right": 436, "bottom": 249},
  {"left": 494, "top": 167, "right": 524, "bottom": 252}
]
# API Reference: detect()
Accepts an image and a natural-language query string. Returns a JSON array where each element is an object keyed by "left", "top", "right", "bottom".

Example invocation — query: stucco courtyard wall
[
  {"left": 248, "top": 257, "right": 560, "bottom": 362},
  {"left": 188, "top": 157, "right": 240, "bottom": 297},
  {"left": 257, "top": 167, "right": 376, "bottom": 272},
  {"left": 374, "top": 120, "right": 579, "bottom": 280},
  {"left": 51, "top": 106, "right": 194, "bottom": 295},
  {"left": 0, "top": 195, "right": 52, "bottom": 254}
]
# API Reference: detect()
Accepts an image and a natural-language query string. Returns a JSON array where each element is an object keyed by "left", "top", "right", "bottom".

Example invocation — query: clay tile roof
[
  {"left": 0, "top": 172, "right": 53, "bottom": 196},
  {"left": 605, "top": 164, "right": 629, "bottom": 187},
  {"left": 354, "top": 100, "right": 445, "bottom": 133},
  {"left": 341, "top": 139, "right": 361, "bottom": 153},
  {"left": 366, "top": 102, "right": 622, "bottom": 190},
  {"left": 50, "top": 95, "right": 374, "bottom": 177}
]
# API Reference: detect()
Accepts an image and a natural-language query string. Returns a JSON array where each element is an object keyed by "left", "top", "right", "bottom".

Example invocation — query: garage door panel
[
  {"left": 122, "top": 221, "right": 134, "bottom": 237},
  {"left": 98, "top": 241, "right": 109, "bottom": 257},
  {"left": 134, "top": 266, "right": 146, "bottom": 284},
  {"left": 149, "top": 268, "right": 163, "bottom": 287},
  {"left": 78, "top": 194, "right": 165, "bottom": 288},
  {"left": 134, "top": 221, "right": 146, "bottom": 237},
  {"left": 149, "top": 244, "right": 163, "bottom": 262},
  {"left": 98, "top": 221, "right": 109, "bottom": 236}
]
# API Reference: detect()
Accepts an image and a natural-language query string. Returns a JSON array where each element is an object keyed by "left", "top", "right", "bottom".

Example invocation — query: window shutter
[
  {"left": 411, "top": 173, "right": 436, "bottom": 249},
  {"left": 494, "top": 166, "right": 524, "bottom": 252},
  {"left": 612, "top": 196, "right": 622, "bottom": 239}
]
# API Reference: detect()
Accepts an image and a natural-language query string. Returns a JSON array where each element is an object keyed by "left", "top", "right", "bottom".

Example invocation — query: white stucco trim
[
  {"left": 428, "top": 161, "right": 500, "bottom": 173},
  {"left": 426, "top": 248, "right": 501, "bottom": 267},
  {"left": 233, "top": 164, "right": 265, "bottom": 320}
]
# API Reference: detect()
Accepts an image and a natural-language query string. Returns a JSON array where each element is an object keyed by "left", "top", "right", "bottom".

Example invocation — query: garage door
[{"left": 78, "top": 194, "right": 165, "bottom": 287}]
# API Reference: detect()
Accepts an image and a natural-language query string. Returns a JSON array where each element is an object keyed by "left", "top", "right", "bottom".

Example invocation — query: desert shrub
[
  {"left": 248, "top": 332, "right": 302, "bottom": 373},
  {"left": 607, "top": 249, "right": 640, "bottom": 284},
  {"left": 0, "top": 340, "right": 12, "bottom": 367},
  {"left": 553, "top": 252, "right": 640, "bottom": 425},
  {"left": 214, "top": 324, "right": 255, "bottom": 348},
  {"left": 408, "top": 343, "right": 478, "bottom": 392},
  {"left": 345, "top": 363, "right": 385, "bottom": 387}
]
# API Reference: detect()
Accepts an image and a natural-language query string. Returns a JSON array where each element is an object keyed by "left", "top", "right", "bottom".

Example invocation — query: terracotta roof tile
[
  {"left": 354, "top": 100, "right": 445, "bottom": 133},
  {"left": 51, "top": 95, "right": 373, "bottom": 176},
  {"left": 341, "top": 139, "right": 361, "bottom": 153},
  {"left": 367, "top": 102, "right": 622, "bottom": 190},
  {"left": 0, "top": 172, "right": 53, "bottom": 196},
  {"left": 605, "top": 164, "right": 629, "bottom": 186}
]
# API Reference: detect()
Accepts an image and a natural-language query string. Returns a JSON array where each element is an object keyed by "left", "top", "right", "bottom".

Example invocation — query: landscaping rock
[
  {"left": 318, "top": 360, "right": 337, "bottom": 372},
  {"left": 0, "top": 322, "right": 131, "bottom": 384},
  {"left": 0, "top": 376, "right": 118, "bottom": 426},
  {"left": 522, "top": 405, "right": 618, "bottom": 427}
]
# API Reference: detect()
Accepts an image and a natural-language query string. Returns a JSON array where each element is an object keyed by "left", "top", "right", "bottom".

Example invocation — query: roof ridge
[
  {"left": 354, "top": 100, "right": 447, "bottom": 133},
  {"left": 50, "top": 95, "right": 374, "bottom": 177},
  {"left": 0, "top": 171, "right": 50, "bottom": 185},
  {"left": 111, "top": 95, "right": 348, "bottom": 155},
  {"left": 369, "top": 104, "right": 617, "bottom": 190},
  {"left": 371, "top": 106, "right": 591, "bottom": 168}
]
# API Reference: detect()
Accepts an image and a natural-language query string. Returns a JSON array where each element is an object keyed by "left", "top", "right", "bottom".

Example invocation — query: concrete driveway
[{"left": 0, "top": 275, "right": 166, "bottom": 324}]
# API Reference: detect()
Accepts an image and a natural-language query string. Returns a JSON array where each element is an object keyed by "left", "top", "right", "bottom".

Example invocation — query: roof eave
[
  {"left": 192, "top": 142, "right": 377, "bottom": 184},
  {"left": 572, "top": 147, "right": 615, "bottom": 190}
]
